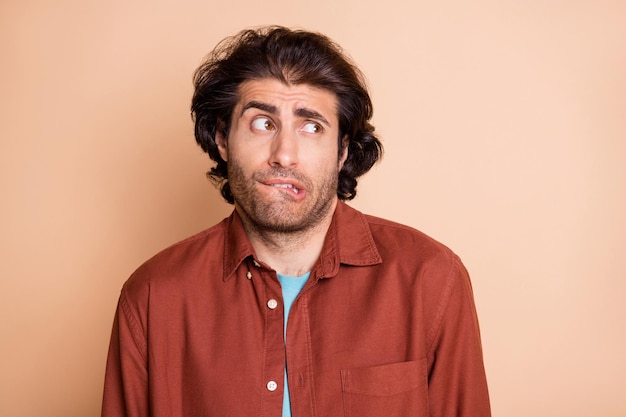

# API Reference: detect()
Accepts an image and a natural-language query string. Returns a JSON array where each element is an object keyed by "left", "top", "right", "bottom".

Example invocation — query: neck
[{"left": 237, "top": 203, "right": 337, "bottom": 277}]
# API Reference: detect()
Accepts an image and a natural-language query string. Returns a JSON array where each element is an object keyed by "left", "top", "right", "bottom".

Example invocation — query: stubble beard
[{"left": 227, "top": 161, "right": 339, "bottom": 236}]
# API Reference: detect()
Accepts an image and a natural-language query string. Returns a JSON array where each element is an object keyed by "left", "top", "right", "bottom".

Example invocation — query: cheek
[
  {"left": 227, "top": 146, "right": 266, "bottom": 174},
  {"left": 307, "top": 152, "right": 343, "bottom": 176}
]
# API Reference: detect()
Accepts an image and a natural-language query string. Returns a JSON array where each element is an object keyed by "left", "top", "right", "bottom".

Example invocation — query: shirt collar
[
  {"left": 222, "top": 211, "right": 256, "bottom": 281},
  {"left": 222, "top": 201, "right": 382, "bottom": 281}
]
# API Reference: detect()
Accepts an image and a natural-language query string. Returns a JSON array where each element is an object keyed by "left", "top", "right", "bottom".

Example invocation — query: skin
[{"left": 216, "top": 78, "right": 348, "bottom": 276}]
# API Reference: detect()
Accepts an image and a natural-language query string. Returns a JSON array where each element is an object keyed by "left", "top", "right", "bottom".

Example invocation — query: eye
[
  {"left": 251, "top": 117, "right": 275, "bottom": 132},
  {"left": 301, "top": 122, "right": 323, "bottom": 134}
]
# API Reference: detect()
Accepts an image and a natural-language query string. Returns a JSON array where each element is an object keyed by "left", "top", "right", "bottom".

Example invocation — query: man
[{"left": 102, "top": 26, "right": 491, "bottom": 417}]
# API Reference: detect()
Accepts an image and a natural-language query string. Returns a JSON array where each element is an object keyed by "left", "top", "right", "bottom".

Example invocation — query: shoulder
[
  {"left": 362, "top": 212, "right": 475, "bottom": 333},
  {"left": 335, "top": 202, "right": 462, "bottom": 272},
  {"left": 365, "top": 213, "right": 459, "bottom": 265},
  {"left": 122, "top": 217, "right": 230, "bottom": 295},
  {"left": 363, "top": 211, "right": 470, "bottom": 297}
]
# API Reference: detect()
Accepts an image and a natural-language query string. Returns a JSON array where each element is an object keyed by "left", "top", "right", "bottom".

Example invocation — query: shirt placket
[{"left": 248, "top": 260, "right": 285, "bottom": 417}]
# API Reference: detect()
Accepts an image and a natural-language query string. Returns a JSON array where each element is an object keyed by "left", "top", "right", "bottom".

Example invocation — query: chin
[{"left": 255, "top": 214, "right": 311, "bottom": 233}]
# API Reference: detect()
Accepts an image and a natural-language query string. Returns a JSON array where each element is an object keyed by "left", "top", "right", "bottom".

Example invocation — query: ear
[
  {"left": 216, "top": 131, "right": 228, "bottom": 162},
  {"left": 338, "top": 135, "right": 349, "bottom": 169}
]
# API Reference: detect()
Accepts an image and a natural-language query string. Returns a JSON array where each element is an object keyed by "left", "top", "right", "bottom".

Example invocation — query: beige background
[{"left": 1, "top": 0, "right": 625, "bottom": 416}]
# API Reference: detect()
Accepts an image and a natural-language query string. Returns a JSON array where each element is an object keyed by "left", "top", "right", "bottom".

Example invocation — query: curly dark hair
[{"left": 191, "top": 26, "right": 383, "bottom": 204}]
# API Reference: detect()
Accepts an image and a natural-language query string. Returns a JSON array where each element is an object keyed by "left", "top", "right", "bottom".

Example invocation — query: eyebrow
[
  {"left": 240, "top": 100, "right": 331, "bottom": 127},
  {"left": 240, "top": 101, "right": 277, "bottom": 117},
  {"left": 295, "top": 108, "right": 330, "bottom": 127}
]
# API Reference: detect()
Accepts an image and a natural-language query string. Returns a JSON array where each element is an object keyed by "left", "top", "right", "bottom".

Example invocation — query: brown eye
[
  {"left": 302, "top": 122, "right": 322, "bottom": 134},
  {"left": 251, "top": 117, "right": 275, "bottom": 131}
]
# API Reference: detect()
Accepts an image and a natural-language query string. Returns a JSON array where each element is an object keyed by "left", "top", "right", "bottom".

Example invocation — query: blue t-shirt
[{"left": 277, "top": 272, "right": 310, "bottom": 417}]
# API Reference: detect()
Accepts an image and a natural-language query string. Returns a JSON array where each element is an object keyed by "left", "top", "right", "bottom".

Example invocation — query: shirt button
[
  {"left": 267, "top": 299, "right": 278, "bottom": 309},
  {"left": 246, "top": 271, "right": 252, "bottom": 280},
  {"left": 267, "top": 380, "right": 278, "bottom": 391}
]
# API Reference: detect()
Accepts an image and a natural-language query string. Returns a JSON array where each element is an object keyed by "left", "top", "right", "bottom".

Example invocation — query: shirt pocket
[{"left": 340, "top": 359, "right": 428, "bottom": 417}]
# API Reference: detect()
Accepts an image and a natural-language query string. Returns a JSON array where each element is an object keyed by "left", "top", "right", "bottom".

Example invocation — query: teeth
[{"left": 272, "top": 184, "right": 299, "bottom": 194}]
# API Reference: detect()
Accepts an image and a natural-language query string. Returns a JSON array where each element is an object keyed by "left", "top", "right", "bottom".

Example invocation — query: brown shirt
[{"left": 102, "top": 202, "right": 491, "bottom": 417}]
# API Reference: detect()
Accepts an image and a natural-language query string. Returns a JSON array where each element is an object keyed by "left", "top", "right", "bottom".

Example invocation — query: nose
[{"left": 269, "top": 129, "right": 299, "bottom": 168}]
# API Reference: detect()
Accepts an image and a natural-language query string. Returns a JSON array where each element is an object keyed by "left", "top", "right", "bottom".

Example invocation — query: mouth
[{"left": 255, "top": 170, "right": 307, "bottom": 198}]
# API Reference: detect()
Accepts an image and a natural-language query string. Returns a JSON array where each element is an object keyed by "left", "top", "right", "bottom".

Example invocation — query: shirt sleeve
[
  {"left": 102, "top": 288, "right": 150, "bottom": 417},
  {"left": 426, "top": 258, "right": 491, "bottom": 417}
]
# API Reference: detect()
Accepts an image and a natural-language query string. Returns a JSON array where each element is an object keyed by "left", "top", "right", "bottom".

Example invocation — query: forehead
[{"left": 236, "top": 78, "right": 338, "bottom": 119}]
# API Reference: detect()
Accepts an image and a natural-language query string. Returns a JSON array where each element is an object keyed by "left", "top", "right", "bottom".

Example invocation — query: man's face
[{"left": 216, "top": 78, "right": 347, "bottom": 234}]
